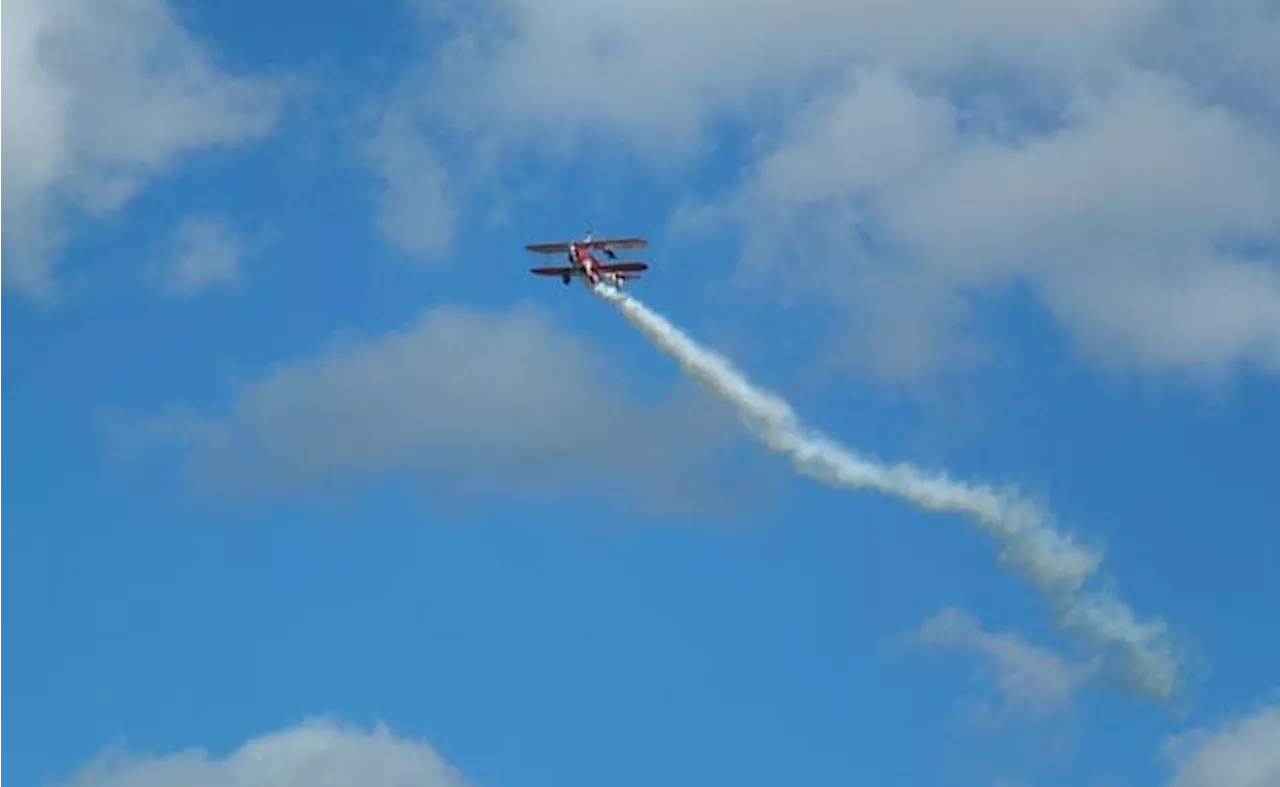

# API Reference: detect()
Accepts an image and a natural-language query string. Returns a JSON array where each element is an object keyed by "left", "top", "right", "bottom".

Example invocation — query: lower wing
[
  {"left": 530, "top": 266, "right": 576, "bottom": 276},
  {"left": 595, "top": 261, "right": 648, "bottom": 273}
]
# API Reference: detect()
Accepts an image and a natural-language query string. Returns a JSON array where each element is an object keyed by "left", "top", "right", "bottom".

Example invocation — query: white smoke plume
[{"left": 594, "top": 283, "right": 1180, "bottom": 701}]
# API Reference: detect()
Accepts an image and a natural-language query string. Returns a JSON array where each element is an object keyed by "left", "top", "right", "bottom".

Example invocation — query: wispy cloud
[
  {"left": 362, "top": 103, "right": 455, "bottom": 260},
  {"left": 154, "top": 215, "right": 245, "bottom": 298},
  {"left": 907, "top": 607, "right": 1094, "bottom": 720},
  {"left": 1, "top": 0, "right": 289, "bottom": 298}
]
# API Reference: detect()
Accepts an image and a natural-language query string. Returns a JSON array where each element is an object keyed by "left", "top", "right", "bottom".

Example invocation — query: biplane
[{"left": 526, "top": 231, "right": 649, "bottom": 289}]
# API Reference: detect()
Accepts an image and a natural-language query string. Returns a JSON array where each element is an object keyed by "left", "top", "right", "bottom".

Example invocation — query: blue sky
[{"left": 4, "top": 0, "right": 1280, "bottom": 785}]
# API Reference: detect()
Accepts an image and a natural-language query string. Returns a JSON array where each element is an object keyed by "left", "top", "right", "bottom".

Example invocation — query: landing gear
[{"left": 562, "top": 274, "right": 571, "bottom": 285}]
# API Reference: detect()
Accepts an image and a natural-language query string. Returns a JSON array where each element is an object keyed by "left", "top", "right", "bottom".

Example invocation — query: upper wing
[
  {"left": 525, "top": 242, "right": 572, "bottom": 254},
  {"left": 585, "top": 237, "right": 647, "bottom": 250},
  {"left": 530, "top": 266, "right": 575, "bottom": 276},
  {"left": 596, "top": 261, "right": 649, "bottom": 273}
]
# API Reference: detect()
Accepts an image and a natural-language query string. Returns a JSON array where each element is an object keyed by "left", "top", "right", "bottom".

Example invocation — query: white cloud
[
  {"left": 129, "top": 301, "right": 748, "bottom": 515},
  {"left": 909, "top": 607, "right": 1092, "bottom": 719},
  {"left": 54, "top": 717, "right": 467, "bottom": 787},
  {"left": 718, "top": 67, "right": 1280, "bottom": 379},
  {"left": 394, "top": 0, "right": 1280, "bottom": 381},
  {"left": 155, "top": 215, "right": 245, "bottom": 297},
  {"left": 45, "top": 702, "right": 1280, "bottom": 787},
  {"left": 415, "top": 0, "right": 1160, "bottom": 156},
  {"left": 1, "top": 0, "right": 287, "bottom": 297},
  {"left": 1163, "top": 703, "right": 1280, "bottom": 787}
]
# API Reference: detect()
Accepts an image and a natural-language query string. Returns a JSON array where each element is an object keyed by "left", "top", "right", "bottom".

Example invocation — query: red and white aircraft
[{"left": 526, "top": 231, "right": 649, "bottom": 289}]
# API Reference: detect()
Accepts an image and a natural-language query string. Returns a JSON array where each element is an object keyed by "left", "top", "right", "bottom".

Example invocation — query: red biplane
[{"left": 526, "top": 231, "right": 649, "bottom": 289}]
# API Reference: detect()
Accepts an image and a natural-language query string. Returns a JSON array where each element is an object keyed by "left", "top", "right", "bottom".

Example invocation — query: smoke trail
[{"left": 594, "top": 283, "right": 1179, "bottom": 701}]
